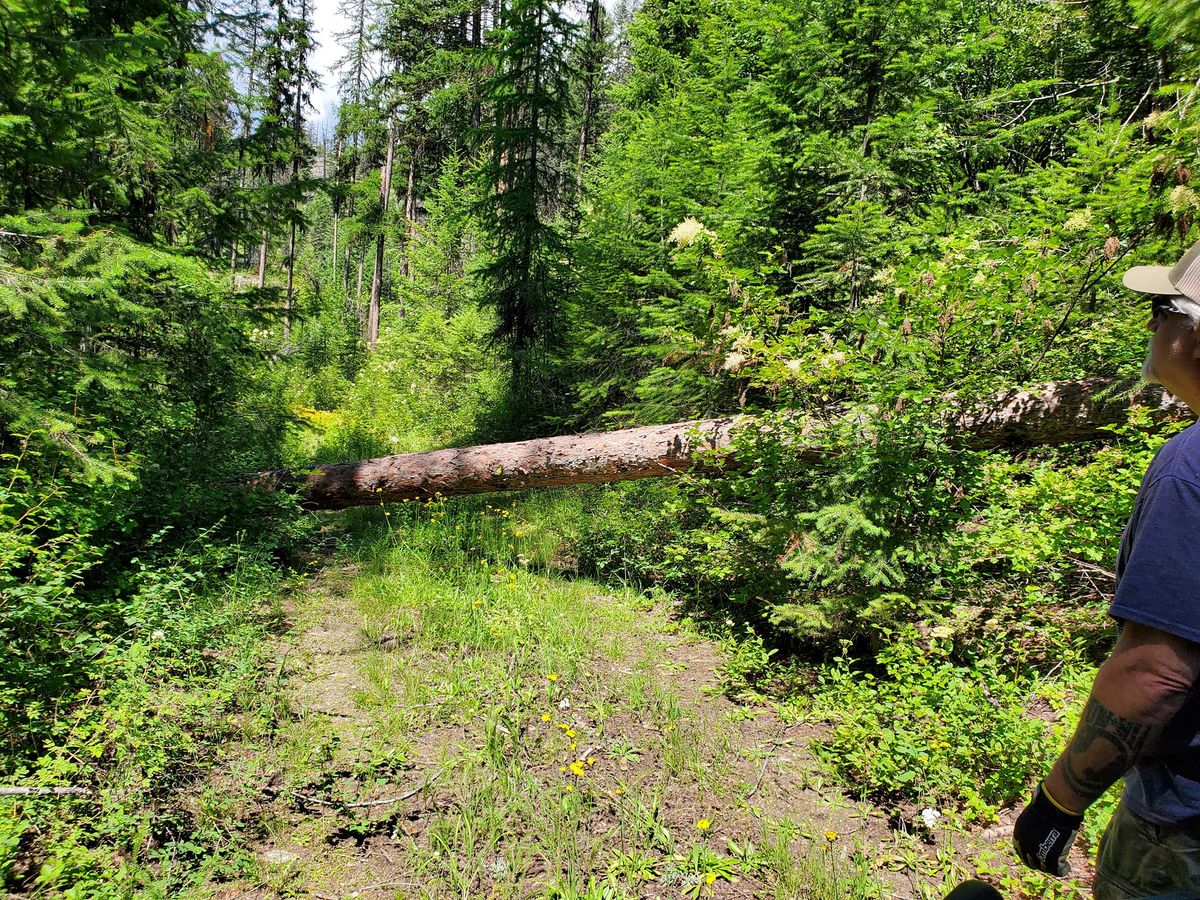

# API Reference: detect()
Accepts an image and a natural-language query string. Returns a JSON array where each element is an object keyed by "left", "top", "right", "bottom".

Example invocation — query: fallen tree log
[{"left": 244, "top": 378, "right": 1192, "bottom": 511}]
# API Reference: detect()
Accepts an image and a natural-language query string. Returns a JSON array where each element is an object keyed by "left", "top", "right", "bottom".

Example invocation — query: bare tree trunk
[
  {"left": 240, "top": 379, "right": 1193, "bottom": 511},
  {"left": 257, "top": 231, "right": 268, "bottom": 288},
  {"left": 285, "top": 217, "right": 296, "bottom": 342},
  {"left": 331, "top": 214, "right": 339, "bottom": 285},
  {"left": 367, "top": 127, "right": 396, "bottom": 350},
  {"left": 356, "top": 248, "right": 365, "bottom": 306},
  {"left": 405, "top": 153, "right": 417, "bottom": 226},
  {"left": 403, "top": 148, "right": 417, "bottom": 289},
  {"left": 366, "top": 236, "right": 384, "bottom": 349},
  {"left": 576, "top": 0, "right": 601, "bottom": 182},
  {"left": 284, "top": 0, "right": 309, "bottom": 344},
  {"left": 471, "top": 3, "right": 483, "bottom": 128}
]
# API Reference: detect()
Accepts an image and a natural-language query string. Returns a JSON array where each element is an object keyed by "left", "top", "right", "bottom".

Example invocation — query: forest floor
[{"left": 179, "top": 500, "right": 1088, "bottom": 900}]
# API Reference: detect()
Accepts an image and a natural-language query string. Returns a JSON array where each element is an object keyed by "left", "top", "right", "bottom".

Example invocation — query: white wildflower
[
  {"left": 1170, "top": 186, "right": 1199, "bottom": 213},
  {"left": 667, "top": 217, "right": 714, "bottom": 248},
  {"left": 722, "top": 351, "right": 747, "bottom": 372},
  {"left": 920, "top": 808, "right": 941, "bottom": 829},
  {"left": 1063, "top": 208, "right": 1093, "bottom": 232}
]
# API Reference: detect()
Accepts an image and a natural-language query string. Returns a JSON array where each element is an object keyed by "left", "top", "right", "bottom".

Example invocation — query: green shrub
[
  {"left": 4, "top": 543, "right": 284, "bottom": 895},
  {"left": 0, "top": 214, "right": 299, "bottom": 759},
  {"left": 810, "top": 626, "right": 1055, "bottom": 823},
  {"left": 300, "top": 304, "right": 508, "bottom": 463}
]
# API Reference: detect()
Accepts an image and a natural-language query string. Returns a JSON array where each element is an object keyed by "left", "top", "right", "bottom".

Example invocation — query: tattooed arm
[{"left": 1044, "top": 621, "right": 1200, "bottom": 815}]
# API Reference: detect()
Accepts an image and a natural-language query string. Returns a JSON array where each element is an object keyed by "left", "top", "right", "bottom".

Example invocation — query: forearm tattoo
[{"left": 1060, "top": 698, "right": 1153, "bottom": 802}]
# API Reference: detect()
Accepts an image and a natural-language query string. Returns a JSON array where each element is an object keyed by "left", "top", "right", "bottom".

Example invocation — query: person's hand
[{"left": 1012, "top": 783, "right": 1083, "bottom": 876}]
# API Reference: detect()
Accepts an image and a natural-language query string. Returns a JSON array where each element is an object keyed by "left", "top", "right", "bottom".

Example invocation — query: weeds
[{"left": 1, "top": 542, "right": 288, "bottom": 895}]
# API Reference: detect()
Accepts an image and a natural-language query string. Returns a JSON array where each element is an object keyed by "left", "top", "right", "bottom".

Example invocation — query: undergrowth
[
  {"left": 228, "top": 496, "right": 890, "bottom": 899},
  {"left": 1, "top": 539, "right": 292, "bottom": 896},
  {"left": 336, "top": 488, "right": 1107, "bottom": 896}
]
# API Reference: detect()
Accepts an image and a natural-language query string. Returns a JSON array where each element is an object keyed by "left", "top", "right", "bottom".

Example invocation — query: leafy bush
[
  {"left": 330, "top": 305, "right": 507, "bottom": 456},
  {"left": 3, "top": 545, "right": 285, "bottom": 895},
  {"left": 810, "top": 628, "right": 1055, "bottom": 823}
]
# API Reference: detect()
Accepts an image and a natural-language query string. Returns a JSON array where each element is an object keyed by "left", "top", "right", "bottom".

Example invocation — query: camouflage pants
[{"left": 1094, "top": 800, "right": 1200, "bottom": 899}]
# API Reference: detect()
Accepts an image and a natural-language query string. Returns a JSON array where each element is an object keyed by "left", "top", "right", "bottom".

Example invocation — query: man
[{"left": 1013, "top": 238, "right": 1200, "bottom": 898}]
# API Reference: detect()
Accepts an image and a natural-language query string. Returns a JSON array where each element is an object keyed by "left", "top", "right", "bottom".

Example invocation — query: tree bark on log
[{"left": 243, "top": 379, "right": 1192, "bottom": 511}]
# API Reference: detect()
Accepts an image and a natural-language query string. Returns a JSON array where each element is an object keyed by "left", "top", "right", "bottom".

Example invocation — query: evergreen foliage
[
  {"left": 472, "top": 0, "right": 576, "bottom": 401},
  {"left": 0, "top": 0, "right": 310, "bottom": 849},
  {"left": 5, "top": 0, "right": 1200, "bottom": 888}
]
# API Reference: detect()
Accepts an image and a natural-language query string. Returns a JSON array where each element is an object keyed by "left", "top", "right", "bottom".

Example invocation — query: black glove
[
  {"left": 944, "top": 881, "right": 1003, "bottom": 900},
  {"left": 1013, "top": 782, "right": 1083, "bottom": 876}
]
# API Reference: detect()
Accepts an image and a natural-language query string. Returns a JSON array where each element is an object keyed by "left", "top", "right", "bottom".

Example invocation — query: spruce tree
[{"left": 475, "top": 0, "right": 576, "bottom": 394}]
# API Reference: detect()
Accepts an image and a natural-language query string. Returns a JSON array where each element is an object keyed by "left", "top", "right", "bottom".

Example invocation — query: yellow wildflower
[
  {"left": 564, "top": 784, "right": 574, "bottom": 793},
  {"left": 569, "top": 761, "right": 587, "bottom": 777},
  {"left": 541, "top": 713, "right": 552, "bottom": 722},
  {"left": 614, "top": 788, "right": 624, "bottom": 796},
  {"left": 695, "top": 819, "right": 712, "bottom": 831},
  {"left": 560, "top": 766, "right": 567, "bottom": 773},
  {"left": 547, "top": 673, "right": 559, "bottom": 682},
  {"left": 565, "top": 728, "right": 576, "bottom": 739},
  {"left": 570, "top": 742, "right": 578, "bottom": 750},
  {"left": 705, "top": 873, "right": 716, "bottom": 885},
  {"left": 587, "top": 757, "right": 597, "bottom": 766},
  {"left": 824, "top": 830, "right": 838, "bottom": 843}
]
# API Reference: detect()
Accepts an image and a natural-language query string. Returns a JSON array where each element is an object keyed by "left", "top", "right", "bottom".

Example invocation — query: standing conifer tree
[
  {"left": 334, "top": 0, "right": 379, "bottom": 317},
  {"left": 283, "top": 0, "right": 317, "bottom": 340},
  {"left": 246, "top": 0, "right": 315, "bottom": 335},
  {"left": 475, "top": 0, "right": 576, "bottom": 394},
  {"left": 574, "top": 0, "right": 604, "bottom": 179}
]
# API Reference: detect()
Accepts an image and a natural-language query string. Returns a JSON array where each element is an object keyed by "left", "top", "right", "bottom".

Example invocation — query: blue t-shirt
[{"left": 1111, "top": 420, "right": 1200, "bottom": 825}]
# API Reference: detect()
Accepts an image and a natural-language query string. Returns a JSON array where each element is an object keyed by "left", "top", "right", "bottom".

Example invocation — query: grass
[
  {"left": 197, "top": 490, "right": 888, "bottom": 899},
  {"left": 4, "top": 486, "right": 1099, "bottom": 899}
]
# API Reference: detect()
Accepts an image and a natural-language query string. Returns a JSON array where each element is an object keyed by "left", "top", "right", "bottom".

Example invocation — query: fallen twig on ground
[
  {"left": 0, "top": 786, "right": 92, "bottom": 796},
  {"left": 288, "top": 768, "right": 443, "bottom": 810}
]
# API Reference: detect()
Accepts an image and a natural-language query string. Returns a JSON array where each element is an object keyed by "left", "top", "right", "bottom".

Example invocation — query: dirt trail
[{"left": 201, "top": 559, "right": 1008, "bottom": 900}]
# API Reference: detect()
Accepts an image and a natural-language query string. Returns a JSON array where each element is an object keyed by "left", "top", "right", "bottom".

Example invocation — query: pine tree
[
  {"left": 245, "top": 0, "right": 316, "bottom": 329},
  {"left": 283, "top": 0, "right": 318, "bottom": 339},
  {"left": 475, "top": 0, "right": 577, "bottom": 392},
  {"left": 574, "top": 0, "right": 605, "bottom": 179}
]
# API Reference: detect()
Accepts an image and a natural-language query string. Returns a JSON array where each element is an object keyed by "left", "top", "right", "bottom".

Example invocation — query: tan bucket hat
[{"left": 1123, "top": 238, "right": 1200, "bottom": 301}]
